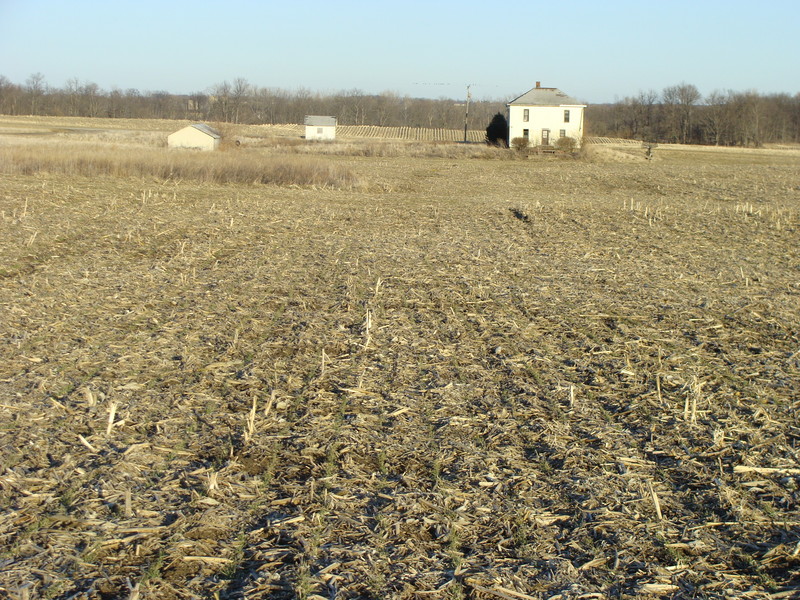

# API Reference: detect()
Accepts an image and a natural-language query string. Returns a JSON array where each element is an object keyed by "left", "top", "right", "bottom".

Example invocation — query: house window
[
  {"left": 523, "top": 109, "right": 529, "bottom": 122},
  {"left": 564, "top": 110, "right": 570, "bottom": 123},
  {"left": 560, "top": 129, "right": 566, "bottom": 138},
  {"left": 522, "top": 129, "right": 529, "bottom": 140},
  {"left": 317, "top": 127, "right": 323, "bottom": 135}
]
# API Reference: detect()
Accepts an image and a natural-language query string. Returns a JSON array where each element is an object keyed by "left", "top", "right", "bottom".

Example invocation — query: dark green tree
[{"left": 485, "top": 112, "right": 509, "bottom": 146}]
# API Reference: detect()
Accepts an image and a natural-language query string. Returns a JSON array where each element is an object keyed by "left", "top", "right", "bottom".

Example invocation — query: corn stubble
[{"left": 1, "top": 129, "right": 800, "bottom": 599}]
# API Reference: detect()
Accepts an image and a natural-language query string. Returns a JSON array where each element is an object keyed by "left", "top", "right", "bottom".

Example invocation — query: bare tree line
[
  {"left": 3, "top": 74, "right": 797, "bottom": 146},
  {"left": 587, "top": 82, "right": 800, "bottom": 146},
  {"left": 0, "top": 74, "right": 505, "bottom": 131}
]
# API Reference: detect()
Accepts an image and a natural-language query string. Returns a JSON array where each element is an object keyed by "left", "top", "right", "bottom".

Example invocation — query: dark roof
[
  {"left": 507, "top": 86, "right": 585, "bottom": 107},
  {"left": 189, "top": 123, "right": 221, "bottom": 138},
  {"left": 304, "top": 115, "right": 337, "bottom": 127}
]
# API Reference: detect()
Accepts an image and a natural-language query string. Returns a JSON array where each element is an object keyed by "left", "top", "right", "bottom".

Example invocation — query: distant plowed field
[
  {"left": 335, "top": 125, "right": 486, "bottom": 142},
  {"left": 586, "top": 137, "right": 644, "bottom": 145},
  {"left": 261, "top": 123, "right": 487, "bottom": 142}
]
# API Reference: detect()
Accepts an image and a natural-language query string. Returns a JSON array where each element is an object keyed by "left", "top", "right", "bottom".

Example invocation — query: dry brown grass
[
  {"left": 291, "top": 140, "right": 513, "bottom": 159},
  {"left": 0, "top": 142, "right": 361, "bottom": 188},
  {"left": 1, "top": 119, "right": 800, "bottom": 599}
]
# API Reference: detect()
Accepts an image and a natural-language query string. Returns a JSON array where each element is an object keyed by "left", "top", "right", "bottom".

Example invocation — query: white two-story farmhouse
[{"left": 507, "top": 82, "right": 586, "bottom": 148}]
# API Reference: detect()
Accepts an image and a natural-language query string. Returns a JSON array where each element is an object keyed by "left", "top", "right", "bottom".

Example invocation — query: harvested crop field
[{"left": 1, "top": 120, "right": 800, "bottom": 600}]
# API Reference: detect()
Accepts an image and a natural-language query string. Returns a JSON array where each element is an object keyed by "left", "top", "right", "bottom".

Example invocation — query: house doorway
[{"left": 541, "top": 129, "right": 550, "bottom": 146}]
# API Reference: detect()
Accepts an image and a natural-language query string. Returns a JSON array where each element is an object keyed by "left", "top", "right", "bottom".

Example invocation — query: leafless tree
[
  {"left": 209, "top": 81, "right": 232, "bottom": 122},
  {"left": 636, "top": 90, "right": 658, "bottom": 139},
  {"left": 25, "top": 72, "right": 46, "bottom": 115},
  {"left": 0, "top": 75, "right": 21, "bottom": 114},
  {"left": 187, "top": 92, "right": 208, "bottom": 120},
  {"left": 108, "top": 88, "right": 123, "bottom": 118},
  {"left": 65, "top": 77, "right": 81, "bottom": 116},
  {"left": 81, "top": 82, "right": 101, "bottom": 117},
  {"left": 230, "top": 78, "right": 251, "bottom": 124},
  {"left": 730, "top": 91, "right": 766, "bottom": 147},
  {"left": 703, "top": 90, "right": 733, "bottom": 145},
  {"left": 662, "top": 82, "right": 700, "bottom": 143}
]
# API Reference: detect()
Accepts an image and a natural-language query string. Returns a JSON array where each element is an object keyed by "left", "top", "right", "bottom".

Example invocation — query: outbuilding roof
[
  {"left": 188, "top": 123, "right": 221, "bottom": 138},
  {"left": 304, "top": 115, "right": 337, "bottom": 127},
  {"left": 507, "top": 86, "right": 585, "bottom": 107}
]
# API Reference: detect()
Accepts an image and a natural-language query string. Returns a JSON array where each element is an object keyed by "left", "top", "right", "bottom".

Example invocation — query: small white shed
[
  {"left": 304, "top": 116, "right": 337, "bottom": 140},
  {"left": 168, "top": 123, "right": 222, "bottom": 151}
]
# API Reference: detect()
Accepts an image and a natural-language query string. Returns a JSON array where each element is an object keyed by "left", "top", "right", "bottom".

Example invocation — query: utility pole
[
  {"left": 418, "top": 82, "right": 486, "bottom": 139},
  {"left": 463, "top": 84, "right": 472, "bottom": 143}
]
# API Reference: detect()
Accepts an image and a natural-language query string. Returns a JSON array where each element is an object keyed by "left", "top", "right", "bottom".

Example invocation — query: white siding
[
  {"left": 508, "top": 104, "right": 585, "bottom": 148},
  {"left": 167, "top": 126, "right": 220, "bottom": 151},
  {"left": 305, "top": 125, "right": 336, "bottom": 140}
]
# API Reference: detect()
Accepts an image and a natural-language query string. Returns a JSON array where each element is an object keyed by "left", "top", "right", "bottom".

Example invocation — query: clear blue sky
[{"left": 1, "top": 0, "right": 798, "bottom": 104}]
